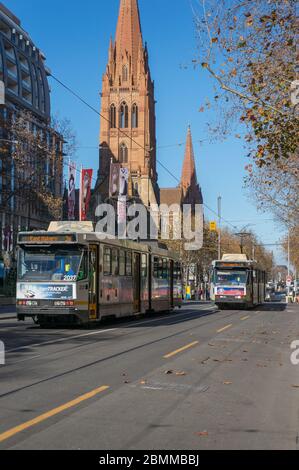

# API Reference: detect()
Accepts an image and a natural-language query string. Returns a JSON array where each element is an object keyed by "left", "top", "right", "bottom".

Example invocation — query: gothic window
[
  {"left": 132, "top": 104, "right": 138, "bottom": 128},
  {"left": 119, "top": 143, "right": 128, "bottom": 164},
  {"left": 122, "top": 65, "right": 128, "bottom": 82},
  {"left": 119, "top": 102, "right": 128, "bottom": 129},
  {"left": 110, "top": 104, "right": 116, "bottom": 128},
  {"left": 134, "top": 182, "right": 139, "bottom": 196}
]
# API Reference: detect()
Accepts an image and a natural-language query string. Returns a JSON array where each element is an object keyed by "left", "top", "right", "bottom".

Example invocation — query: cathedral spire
[
  {"left": 115, "top": 0, "right": 143, "bottom": 76},
  {"left": 181, "top": 126, "right": 198, "bottom": 194}
]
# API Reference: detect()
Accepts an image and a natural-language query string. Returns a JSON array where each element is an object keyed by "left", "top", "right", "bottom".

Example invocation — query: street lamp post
[{"left": 217, "top": 196, "right": 222, "bottom": 260}]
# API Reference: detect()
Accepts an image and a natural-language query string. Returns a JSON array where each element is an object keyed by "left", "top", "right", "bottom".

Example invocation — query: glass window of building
[
  {"left": 119, "top": 102, "right": 128, "bottom": 129},
  {"left": 132, "top": 104, "right": 138, "bottom": 128},
  {"left": 110, "top": 104, "right": 116, "bottom": 128},
  {"left": 119, "top": 143, "right": 128, "bottom": 164}
]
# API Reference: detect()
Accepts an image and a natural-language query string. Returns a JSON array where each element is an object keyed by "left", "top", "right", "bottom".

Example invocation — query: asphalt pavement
[{"left": 0, "top": 301, "right": 298, "bottom": 450}]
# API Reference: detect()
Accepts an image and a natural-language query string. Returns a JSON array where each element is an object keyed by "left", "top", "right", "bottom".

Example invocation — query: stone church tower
[{"left": 95, "top": 0, "right": 159, "bottom": 207}]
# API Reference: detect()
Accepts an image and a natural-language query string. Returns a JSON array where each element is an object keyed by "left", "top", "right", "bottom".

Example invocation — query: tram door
[
  {"left": 170, "top": 260, "right": 174, "bottom": 309},
  {"left": 89, "top": 245, "right": 99, "bottom": 320},
  {"left": 133, "top": 253, "right": 141, "bottom": 313}
]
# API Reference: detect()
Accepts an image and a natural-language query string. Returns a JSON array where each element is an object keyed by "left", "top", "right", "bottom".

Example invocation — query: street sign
[
  {"left": 0, "top": 80, "right": 5, "bottom": 105},
  {"left": 286, "top": 275, "right": 292, "bottom": 287},
  {"left": 209, "top": 221, "right": 217, "bottom": 232}
]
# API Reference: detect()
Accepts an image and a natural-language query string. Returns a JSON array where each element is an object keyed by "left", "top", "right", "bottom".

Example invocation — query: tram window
[
  {"left": 112, "top": 248, "right": 119, "bottom": 276},
  {"left": 153, "top": 257, "right": 159, "bottom": 278},
  {"left": 119, "top": 250, "right": 125, "bottom": 276},
  {"left": 178, "top": 264, "right": 182, "bottom": 280},
  {"left": 78, "top": 251, "right": 88, "bottom": 281},
  {"left": 103, "top": 247, "right": 111, "bottom": 276},
  {"left": 158, "top": 258, "right": 163, "bottom": 279},
  {"left": 174, "top": 262, "right": 181, "bottom": 281},
  {"left": 141, "top": 254, "right": 147, "bottom": 278},
  {"left": 126, "top": 251, "right": 132, "bottom": 276},
  {"left": 162, "top": 259, "right": 168, "bottom": 279}
]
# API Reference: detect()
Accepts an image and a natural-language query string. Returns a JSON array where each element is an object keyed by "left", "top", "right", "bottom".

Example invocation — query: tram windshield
[
  {"left": 17, "top": 246, "right": 86, "bottom": 282},
  {"left": 214, "top": 270, "right": 248, "bottom": 286}
]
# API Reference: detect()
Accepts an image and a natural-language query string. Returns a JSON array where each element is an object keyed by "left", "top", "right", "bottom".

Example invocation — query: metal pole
[
  {"left": 287, "top": 229, "right": 290, "bottom": 299},
  {"left": 218, "top": 196, "right": 221, "bottom": 260},
  {"left": 287, "top": 229, "right": 290, "bottom": 276},
  {"left": 79, "top": 164, "right": 83, "bottom": 222}
]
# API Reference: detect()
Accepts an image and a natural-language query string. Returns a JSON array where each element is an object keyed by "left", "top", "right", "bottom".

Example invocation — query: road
[{"left": 0, "top": 302, "right": 298, "bottom": 450}]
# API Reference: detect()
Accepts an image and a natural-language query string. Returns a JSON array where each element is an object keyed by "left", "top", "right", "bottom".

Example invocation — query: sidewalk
[
  {"left": 0, "top": 302, "right": 16, "bottom": 320},
  {"left": 0, "top": 297, "right": 15, "bottom": 306}
]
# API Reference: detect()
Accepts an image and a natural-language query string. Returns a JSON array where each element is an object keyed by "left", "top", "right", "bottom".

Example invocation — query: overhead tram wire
[
  {"left": 49, "top": 73, "right": 239, "bottom": 230},
  {"left": 51, "top": 74, "right": 210, "bottom": 153}
]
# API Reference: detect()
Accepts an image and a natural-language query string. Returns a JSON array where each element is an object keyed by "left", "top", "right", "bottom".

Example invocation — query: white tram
[
  {"left": 210, "top": 254, "right": 266, "bottom": 309},
  {"left": 16, "top": 222, "right": 183, "bottom": 326}
]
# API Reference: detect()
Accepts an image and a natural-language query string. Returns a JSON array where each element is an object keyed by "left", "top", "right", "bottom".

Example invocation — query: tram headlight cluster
[
  {"left": 54, "top": 300, "right": 75, "bottom": 307},
  {"left": 17, "top": 300, "right": 39, "bottom": 306}
]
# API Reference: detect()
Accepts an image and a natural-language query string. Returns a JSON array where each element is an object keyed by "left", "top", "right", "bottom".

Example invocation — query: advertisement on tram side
[{"left": 17, "top": 283, "right": 76, "bottom": 300}]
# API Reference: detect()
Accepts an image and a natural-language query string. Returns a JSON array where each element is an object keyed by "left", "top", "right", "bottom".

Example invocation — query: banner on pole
[
  {"left": 109, "top": 163, "right": 120, "bottom": 198},
  {"left": 0, "top": 80, "right": 5, "bottom": 105},
  {"left": 80, "top": 169, "right": 93, "bottom": 221},
  {"left": 68, "top": 161, "right": 76, "bottom": 221},
  {"left": 119, "top": 168, "right": 129, "bottom": 197}
]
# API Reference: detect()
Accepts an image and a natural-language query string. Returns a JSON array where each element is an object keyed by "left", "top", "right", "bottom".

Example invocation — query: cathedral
[{"left": 94, "top": 0, "right": 203, "bottom": 212}]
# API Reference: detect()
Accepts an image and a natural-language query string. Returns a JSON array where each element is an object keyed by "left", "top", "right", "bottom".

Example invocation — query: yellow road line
[
  {"left": 217, "top": 324, "right": 233, "bottom": 333},
  {"left": 163, "top": 341, "right": 199, "bottom": 359},
  {"left": 241, "top": 315, "right": 250, "bottom": 321},
  {"left": 0, "top": 385, "right": 109, "bottom": 444}
]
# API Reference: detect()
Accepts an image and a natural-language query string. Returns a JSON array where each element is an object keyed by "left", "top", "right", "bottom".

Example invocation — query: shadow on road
[{"left": 257, "top": 302, "right": 287, "bottom": 312}]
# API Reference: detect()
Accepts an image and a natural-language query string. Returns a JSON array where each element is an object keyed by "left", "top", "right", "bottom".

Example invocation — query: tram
[
  {"left": 210, "top": 254, "right": 266, "bottom": 309},
  {"left": 16, "top": 222, "right": 183, "bottom": 326}
]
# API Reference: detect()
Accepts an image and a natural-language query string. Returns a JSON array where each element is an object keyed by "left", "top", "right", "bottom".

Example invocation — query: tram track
[
  {"left": 0, "top": 302, "right": 296, "bottom": 450},
  {"left": 4, "top": 305, "right": 246, "bottom": 365},
  {"left": 0, "top": 305, "right": 250, "bottom": 399}
]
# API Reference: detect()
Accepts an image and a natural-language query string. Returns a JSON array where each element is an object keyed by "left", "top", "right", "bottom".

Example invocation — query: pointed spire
[
  {"left": 108, "top": 36, "right": 114, "bottom": 62},
  {"left": 181, "top": 126, "right": 198, "bottom": 194},
  {"left": 115, "top": 0, "right": 143, "bottom": 76}
]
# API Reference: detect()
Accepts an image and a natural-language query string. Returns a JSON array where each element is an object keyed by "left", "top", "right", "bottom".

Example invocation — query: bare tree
[
  {"left": 1, "top": 110, "right": 77, "bottom": 222},
  {"left": 193, "top": 0, "right": 298, "bottom": 225},
  {"left": 0, "top": 110, "right": 62, "bottom": 220}
]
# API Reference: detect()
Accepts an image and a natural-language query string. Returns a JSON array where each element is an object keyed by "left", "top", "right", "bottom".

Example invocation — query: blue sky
[{"left": 4, "top": 0, "right": 287, "bottom": 262}]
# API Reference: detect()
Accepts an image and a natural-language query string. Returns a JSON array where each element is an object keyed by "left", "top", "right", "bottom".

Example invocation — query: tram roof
[{"left": 17, "top": 228, "right": 180, "bottom": 259}]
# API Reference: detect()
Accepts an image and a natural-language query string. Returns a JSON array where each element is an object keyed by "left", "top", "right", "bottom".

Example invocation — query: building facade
[
  {"left": 95, "top": 0, "right": 159, "bottom": 208},
  {"left": 0, "top": 2, "right": 63, "bottom": 255}
]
